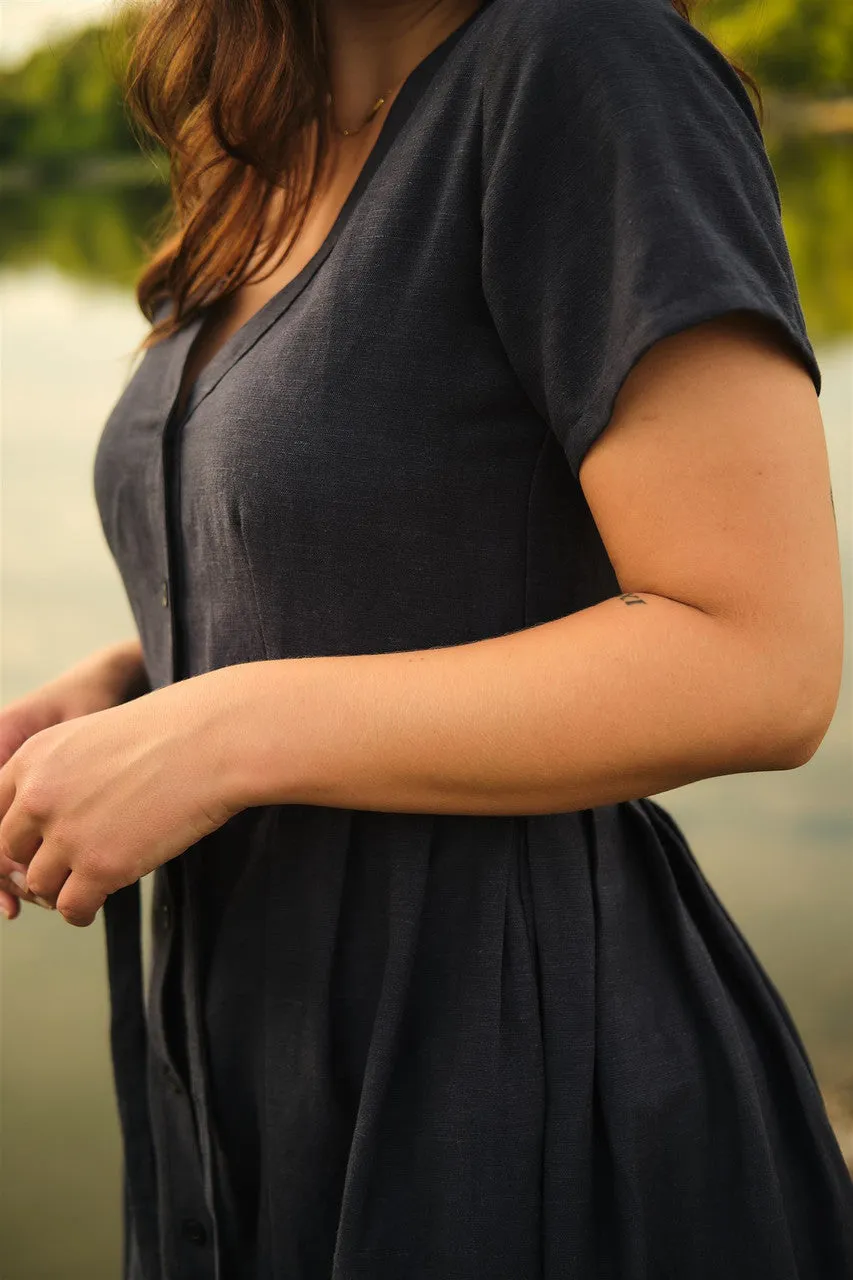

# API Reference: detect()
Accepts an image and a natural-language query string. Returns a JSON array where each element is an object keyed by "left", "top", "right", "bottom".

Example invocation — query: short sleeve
[{"left": 480, "top": 0, "right": 821, "bottom": 482}]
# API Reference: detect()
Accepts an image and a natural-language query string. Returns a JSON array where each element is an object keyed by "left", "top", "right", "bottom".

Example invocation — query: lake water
[{"left": 1, "top": 140, "right": 852, "bottom": 1276}]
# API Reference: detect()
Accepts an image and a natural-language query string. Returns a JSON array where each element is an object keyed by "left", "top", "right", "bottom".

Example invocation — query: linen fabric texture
[{"left": 93, "top": 0, "right": 853, "bottom": 1276}]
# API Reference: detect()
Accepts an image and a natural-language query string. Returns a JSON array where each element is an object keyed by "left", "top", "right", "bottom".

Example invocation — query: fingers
[
  {"left": 55, "top": 872, "right": 106, "bottom": 928},
  {"left": 0, "top": 804, "right": 55, "bottom": 908},
  {"left": 24, "top": 846, "right": 71, "bottom": 909},
  {"left": 0, "top": 828, "right": 106, "bottom": 922},
  {"left": 0, "top": 886, "right": 21, "bottom": 920},
  {"left": 0, "top": 865, "right": 108, "bottom": 924},
  {"left": 0, "top": 800, "right": 43, "bottom": 871},
  {"left": 0, "top": 756, "right": 17, "bottom": 820},
  {"left": 0, "top": 869, "right": 54, "bottom": 910},
  {"left": 0, "top": 840, "right": 54, "bottom": 907}
]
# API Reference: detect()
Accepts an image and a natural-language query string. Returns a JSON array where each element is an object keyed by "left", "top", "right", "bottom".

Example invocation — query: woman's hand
[
  {"left": 0, "top": 669, "right": 245, "bottom": 927},
  {"left": 0, "top": 640, "right": 151, "bottom": 920}
]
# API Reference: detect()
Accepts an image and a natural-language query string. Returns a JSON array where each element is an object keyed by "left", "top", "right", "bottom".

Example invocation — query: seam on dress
[
  {"left": 522, "top": 422, "right": 551, "bottom": 1280},
  {"left": 234, "top": 505, "right": 272, "bottom": 662},
  {"left": 585, "top": 804, "right": 618, "bottom": 1270},
  {"left": 261, "top": 809, "right": 273, "bottom": 1274},
  {"left": 523, "top": 424, "right": 552, "bottom": 631},
  {"left": 477, "top": 67, "right": 485, "bottom": 235}
]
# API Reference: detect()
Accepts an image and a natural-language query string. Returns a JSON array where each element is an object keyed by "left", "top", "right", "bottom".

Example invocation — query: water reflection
[
  {"left": 0, "top": 179, "right": 168, "bottom": 289},
  {"left": 1, "top": 135, "right": 851, "bottom": 329}
]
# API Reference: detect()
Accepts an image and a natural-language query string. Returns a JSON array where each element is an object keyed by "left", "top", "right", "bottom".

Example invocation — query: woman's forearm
[
  {"left": 215, "top": 592, "right": 828, "bottom": 817},
  {"left": 82, "top": 638, "right": 150, "bottom": 703}
]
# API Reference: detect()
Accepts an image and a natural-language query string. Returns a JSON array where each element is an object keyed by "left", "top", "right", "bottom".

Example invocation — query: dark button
[
  {"left": 180, "top": 1218, "right": 207, "bottom": 1247},
  {"left": 160, "top": 578, "right": 169, "bottom": 608},
  {"left": 159, "top": 900, "right": 171, "bottom": 932}
]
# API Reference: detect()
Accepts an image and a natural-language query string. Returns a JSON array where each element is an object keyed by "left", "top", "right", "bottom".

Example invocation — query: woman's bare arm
[{"left": 213, "top": 312, "right": 842, "bottom": 816}]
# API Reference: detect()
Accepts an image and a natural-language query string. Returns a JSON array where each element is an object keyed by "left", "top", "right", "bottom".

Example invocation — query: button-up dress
[{"left": 92, "top": 0, "right": 853, "bottom": 1276}]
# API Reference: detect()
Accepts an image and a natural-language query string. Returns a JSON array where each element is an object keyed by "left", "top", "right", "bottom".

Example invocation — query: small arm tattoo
[{"left": 618, "top": 593, "right": 646, "bottom": 605}]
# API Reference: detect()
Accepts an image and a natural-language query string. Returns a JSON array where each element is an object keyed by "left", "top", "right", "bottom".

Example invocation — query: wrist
[
  {"left": 61, "top": 640, "right": 150, "bottom": 714},
  {"left": 213, "top": 659, "right": 319, "bottom": 811},
  {"left": 99, "top": 640, "right": 150, "bottom": 702}
]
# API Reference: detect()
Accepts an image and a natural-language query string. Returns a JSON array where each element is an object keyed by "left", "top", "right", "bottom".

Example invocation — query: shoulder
[
  {"left": 482, "top": 0, "right": 674, "bottom": 44},
  {"left": 479, "top": 0, "right": 758, "bottom": 137},
  {"left": 480, "top": 0, "right": 716, "bottom": 67},
  {"left": 478, "top": 0, "right": 762, "bottom": 183}
]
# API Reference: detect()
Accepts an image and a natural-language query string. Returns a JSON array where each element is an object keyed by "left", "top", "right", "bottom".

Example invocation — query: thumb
[{"left": 0, "top": 889, "right": 21, "bottom": 920}]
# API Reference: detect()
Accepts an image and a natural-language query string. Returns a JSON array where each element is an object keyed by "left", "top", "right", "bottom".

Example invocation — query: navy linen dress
[{"left": 93, "top": 0, "right": 853, "bottom": 1276}]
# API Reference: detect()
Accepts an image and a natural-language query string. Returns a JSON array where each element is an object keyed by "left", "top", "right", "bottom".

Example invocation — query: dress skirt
[{"left": 105, "top": 794, "right": 853, "bottom": 1280}]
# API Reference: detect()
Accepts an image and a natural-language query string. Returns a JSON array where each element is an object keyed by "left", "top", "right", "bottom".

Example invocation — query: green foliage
[
  {"left": 0, "top": 16, "right": 143, "bottom": 165},
  {"left": 0, "top": 1, "right": 850, "bottom": 341},
  {"left": 770, "top": 135, "right": 853, "bottom": 339},
  {"left": 0, "top": 1, "right": 850, "bottom": 171},
  {"left": 699, "top": 0, "right": 853, "bottom": 96}
]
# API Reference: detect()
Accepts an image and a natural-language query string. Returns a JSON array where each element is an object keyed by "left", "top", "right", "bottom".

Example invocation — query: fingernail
[
  {"left": 8, "top": 870, "right": 53, "bottom": 909},
  {"left": 0, "top": 905, "right": 10, "bottom": 919}
]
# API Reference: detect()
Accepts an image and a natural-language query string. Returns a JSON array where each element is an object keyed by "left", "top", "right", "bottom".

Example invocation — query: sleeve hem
[{"left": 560, "top": 293, "right": 822, "bottom": 483}]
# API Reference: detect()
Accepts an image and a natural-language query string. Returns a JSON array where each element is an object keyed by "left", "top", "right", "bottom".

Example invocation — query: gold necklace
[{"left": 325, "top": 78, "right": 405, "bottom": 136}]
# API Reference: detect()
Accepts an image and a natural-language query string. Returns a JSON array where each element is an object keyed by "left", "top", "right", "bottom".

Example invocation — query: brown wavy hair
[{"left": 117, "top": 0, "right": 761, "bottom": 351}]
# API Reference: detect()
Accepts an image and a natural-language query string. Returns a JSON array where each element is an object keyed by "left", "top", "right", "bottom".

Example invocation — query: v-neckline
[{"left": 162, "top": 0, "right": 496, "bottom": 429}]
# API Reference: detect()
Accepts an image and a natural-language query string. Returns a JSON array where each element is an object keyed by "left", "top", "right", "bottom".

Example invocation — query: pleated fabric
[{"left": 177, "top": 799, "right": 853, "bottom": 1280}]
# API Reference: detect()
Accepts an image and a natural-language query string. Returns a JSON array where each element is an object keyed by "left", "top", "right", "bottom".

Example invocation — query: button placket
[
  {"left": 147, "top": 878, "right": 215, "bottom": 1278},
  {"left": 158, "top": 386, "right": 223, "bottom": 1279},
  {"left": 147, "top": 1034, "right": 216, "bottom": 1280},
  {"left": 178, "top": 855, "right": 227, "bottom": 1277}
]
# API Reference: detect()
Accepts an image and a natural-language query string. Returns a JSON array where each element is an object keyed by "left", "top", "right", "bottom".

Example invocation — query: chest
[
  {"left": 96, "top": 93, "right": 525, "bottom": 518},
  {"left": 174, "top": 139, "right": 378, "bottom": 423},
  {"left": 90, "top": 80, "right": 587, "bottom": 677}
]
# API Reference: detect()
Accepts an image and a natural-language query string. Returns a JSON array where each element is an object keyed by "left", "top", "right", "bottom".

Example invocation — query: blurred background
[{"left": 0, "top": 0, "right": 851, "bottom": 1275}]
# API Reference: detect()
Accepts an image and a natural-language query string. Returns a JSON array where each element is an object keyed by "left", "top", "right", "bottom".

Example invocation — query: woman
[{"left": 1, "top": 0, "right": 851, "bottom": 1274}]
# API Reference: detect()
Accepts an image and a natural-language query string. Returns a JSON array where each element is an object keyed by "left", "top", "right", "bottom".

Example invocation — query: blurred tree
[
  {"left": 0, "top": 15, "right": 148, "bottom": 168},
  {"left": 700, "top": 0, "right": 853, "bottom": 96},
  {"left": 771, "top": 135, "right": 853, "bottom": 339},
  {"left": 0, "top": 0, "right": 851, "bottom": 172}
]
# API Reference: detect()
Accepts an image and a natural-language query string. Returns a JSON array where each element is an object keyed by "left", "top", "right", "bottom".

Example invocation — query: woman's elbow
[{"left": 763, "top": 639, "right": 844, "bottom": 770}]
